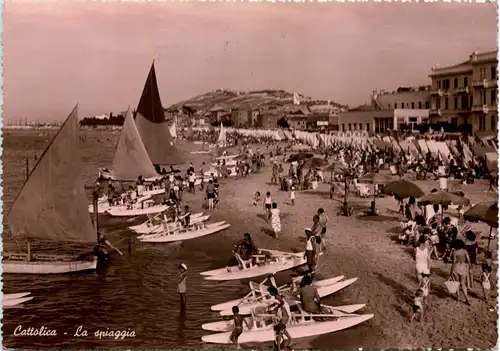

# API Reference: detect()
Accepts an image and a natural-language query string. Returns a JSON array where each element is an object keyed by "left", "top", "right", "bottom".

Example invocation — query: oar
[{"left": 255, "top": 313, "right": 362, "bottom": 318}]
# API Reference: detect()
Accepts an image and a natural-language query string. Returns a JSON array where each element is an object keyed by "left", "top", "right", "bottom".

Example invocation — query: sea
[{"left": 2, "top": 129, "right": 370, "bottom": 349}]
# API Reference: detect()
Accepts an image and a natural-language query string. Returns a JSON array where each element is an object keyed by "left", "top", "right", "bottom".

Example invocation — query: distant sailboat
[
  {"left": 99, "top": 108, "right": 158, "bottom": 182},
  {"left": 169, "top": 119, "right": 177, "bottom": 141},
  {"left": 4, "top": 106, "right": 98, "bottom": 274},
  {"left": 134, "top": 62, "right": 183, "bottom": 166}
]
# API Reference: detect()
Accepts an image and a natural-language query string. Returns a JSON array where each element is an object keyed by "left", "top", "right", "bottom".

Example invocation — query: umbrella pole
[{"left": 487, "top": 226, "right": 492, "bottom": 250}]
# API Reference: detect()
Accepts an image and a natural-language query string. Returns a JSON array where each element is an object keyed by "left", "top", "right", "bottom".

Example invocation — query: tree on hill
[{"left": 277, "top": 117, "right": 289, "bottom": 129}]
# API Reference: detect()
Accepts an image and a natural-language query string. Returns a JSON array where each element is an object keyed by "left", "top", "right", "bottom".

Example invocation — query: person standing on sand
[
  {"left": 264, "top": 192, "right": 273, "bottom": 220},
  {"left": 317, "top": 208, "right": 329, "bottom": 251},
  {"left": 449, "top": 240, "right": 472, "bottom": 306},
  {"left": 304, "top": 229, "right": 318, "bottom": 274},
  {"left": 415, "top": 236, "right": 431, "bottom": 283},
  {"left": 310, "top": 215, "right": 322, "bottom": 245},
  {"left": 270, "top": 202, "right": 281, "bottom": 239},
  {"left": 178, "top": 264, "right": 188, "bottom": 311},
  {"left": 206, "top": 180, "right": 215, "bottom": 210}
]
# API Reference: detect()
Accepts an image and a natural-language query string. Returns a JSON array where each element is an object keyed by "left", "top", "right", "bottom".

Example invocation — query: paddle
[{"left": 255, "top": 313, "right": 362, "bottom": 318}]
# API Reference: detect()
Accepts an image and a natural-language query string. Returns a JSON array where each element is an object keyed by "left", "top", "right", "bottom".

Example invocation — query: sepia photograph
[{"left": 1, "top": 1, "right": 498, "bottom": 349}]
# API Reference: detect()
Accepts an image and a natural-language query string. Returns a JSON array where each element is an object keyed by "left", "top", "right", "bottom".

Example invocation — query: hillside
[{"left": 166, "top": 89, "right": 346, "bottom": 114}]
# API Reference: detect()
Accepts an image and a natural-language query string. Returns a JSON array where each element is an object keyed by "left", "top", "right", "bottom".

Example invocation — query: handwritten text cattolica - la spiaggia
[{"left": 13, "top": 325, "right": 136, "bottom": 340}]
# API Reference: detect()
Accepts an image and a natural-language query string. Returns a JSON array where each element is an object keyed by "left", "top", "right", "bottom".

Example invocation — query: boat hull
[
  {"left": 203, "top": 304, "right": 367, "bottom": 332},
  {"left": 3, "top": 296, "right": 34, "bottom": 307},
  {"left": 106, "top": 204, "right": 169, "bottom": 217},
  {"left": 130, "top": 212, "right": 205, "bottom": 233},
  {"left": 139, "top": 222, "right": 230, "bottom": 243},
  {"left": 203, "top": 254, "right": 309, "bottom": 281},
  {"left": 4, "top": 292, "right": 31, "bottom": 300},
  {"left": 3, "top": 258, "right": 97, "bottom": 274},
  {"left": 218, "top": 278, "right": 358, "bottom": 316},
  {"left": 211, "top": 275, "right": 345, "bottom": 312},
  {"left": 201, "top": 314, "right": 374, "bottom": 344}
]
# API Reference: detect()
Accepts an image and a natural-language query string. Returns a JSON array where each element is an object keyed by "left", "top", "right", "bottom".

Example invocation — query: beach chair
[{"left": 356, "top": 183, "right": 372, "bottom": 198}]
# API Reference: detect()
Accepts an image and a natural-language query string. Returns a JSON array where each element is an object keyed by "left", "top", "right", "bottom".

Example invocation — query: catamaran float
[
  {"left": 3, "top": 292, "right": 33, "bottom": 307},
  {"left": 129, "top": 212, "right": 206, "bottom": 234},
  {"left": 138, "top": 221, "right": 231, "bottom": 243},
  {"left": 202, "top": 306, "right": 373, "bottom": 344},
  {"left": 203, "top": 303, "right": 367, "bottom": 332},
  {"left": 201, "top": 249, "right": 318, "bottom": 281},
  {"left": 3, "top": 106, "right": 98, "bottom": 274},
  {"left": 88, "top": 194, "right": 153, "bottom": 214},
  {"left": 105, "top": 200, "right": 169, "bottom": 217},
  {"left": 216, "top": 276, "right": 358, "bottom": 316}
]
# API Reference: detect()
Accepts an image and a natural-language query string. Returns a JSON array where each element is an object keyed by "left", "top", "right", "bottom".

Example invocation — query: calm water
[{"left": 0, "top": 130, "right": 299, "bottom": 348}]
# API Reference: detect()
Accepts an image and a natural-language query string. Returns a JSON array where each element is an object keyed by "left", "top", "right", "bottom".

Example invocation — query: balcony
[
  {"left": 472, "top": 79, "right": 497, "bottom": 88},
  {"left": 430, "top": 89, "right": 445, "bottom": 96},
  {"left": 429, "top": 109, "right": 442, "bottom": 116},
  {"left": 471, "top": 104, "right": 490, "bottom": 114},
  {"left": 454, "top": 86, "right": 470, "bottom": 94}
]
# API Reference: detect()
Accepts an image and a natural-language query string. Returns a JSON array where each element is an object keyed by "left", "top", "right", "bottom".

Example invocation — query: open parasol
[
  {"left": 286, "top": 152, "right": 313, "bottom": 163},
  {"left": 382, "top": 179, "right": 425, "bottom": 199},
  {"left": 464, "top": 202, "right": 498, "bottom": 249},
  {"left": 358, "top": 172, "right": 394, "bottom": 212},
  {"left": 417, "top": 190, "right": 470, "bottom": 206}
]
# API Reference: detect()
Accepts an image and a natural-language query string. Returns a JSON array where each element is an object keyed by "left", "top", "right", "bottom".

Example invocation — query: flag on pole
[{"left": 293, "top": 92, "right": 301, "bottom": 105}]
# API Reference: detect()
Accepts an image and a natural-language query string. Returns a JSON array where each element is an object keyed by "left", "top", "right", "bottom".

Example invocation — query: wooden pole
[
  {"left": 25, "top": 158, "right": 29, "bottom": 179},
  {"left": 487, "top": 226, "right": 493, "bottom": 250},
  {"left": 92, "top": 194, "right": 99, "bottom": 242}
]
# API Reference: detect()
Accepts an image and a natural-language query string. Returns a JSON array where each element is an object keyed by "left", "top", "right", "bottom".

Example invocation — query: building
[
  {"left": 371, "top": 86, "right": 431, "bottom": 110},
  {"left": 428, "top": 50, "right": 497, "bottom": 134},
  {"left": 208, "top": 105, "right": 231, "bottom": 123},
  {"left": 258, "top": 112, "right": 283, "bottom": 129},
  {"left": 304, "top": 114, "right": 330, "bottom": 131},
  {"left": 230, "top": 107, "right": 253, "bottom": 128},
  {"left": 338, "top": 108, "right": 429, "bottom": 134}
]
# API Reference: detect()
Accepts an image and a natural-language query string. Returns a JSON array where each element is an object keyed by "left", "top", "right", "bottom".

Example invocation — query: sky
[{"left": 3, "top": 1, "right": 497, "bottom": 122}]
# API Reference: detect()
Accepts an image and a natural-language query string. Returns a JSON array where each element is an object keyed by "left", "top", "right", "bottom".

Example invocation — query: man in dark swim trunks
[
  {"left": 229, "top": 233, "right": 260, "bottom": 269},
  {"left": 267, "top": 286, "right": 293, "bottom": 351},
  {"left": 230, "top": 306, "right": 252, "bottom": 349}
]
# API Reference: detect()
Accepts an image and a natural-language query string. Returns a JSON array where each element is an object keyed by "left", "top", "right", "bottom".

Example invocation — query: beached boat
[
  {"left": 3, "top": 292, "right": 33, "bottom": 307},
  {"left": 129, "top": 212, "right": 205, "bottom": 234},
  {"left": 203, "top": 303, "right": 367, "bottom": 332},
  {"left": 3, "top": 106, "right": 98, "bottom": 274},
  {"left": 138, "top": 221, "right": 230, "bottom": 243},
  {"left": 190, "top": 150, "right": 212, "bottom": 154},
  {"left": 88, "top": 194, "right": 153, "bottom": 214},
  {"left": 217, "top": 277, "right": 358, "bottom": 316},
  {"left": 212, "top": 275, "right": 344, "bottom": 313},
  {"left": 106, "top": 202, "right": 169, "bottom": 217},
  {"left": 135, "top": 215, "right": 211, "bottom": 237},
  {"left": 201, "top": 250, "right": 317, "bottom": 281},
  {"left": 201, "top": 308, "right": 374, "bottom": 344}
]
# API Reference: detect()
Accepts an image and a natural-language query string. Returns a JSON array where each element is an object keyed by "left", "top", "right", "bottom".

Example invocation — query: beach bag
[
  {"left": 482, "top": 279, "right": 491, "bottom": 290},
  {"left": 444, "top": 277, "right": 460, "bottom": 294}
]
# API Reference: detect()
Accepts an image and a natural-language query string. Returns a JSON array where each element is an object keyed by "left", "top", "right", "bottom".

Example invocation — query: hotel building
[{"left": 429, "top": 50, "right": 497, "bottom": 134}]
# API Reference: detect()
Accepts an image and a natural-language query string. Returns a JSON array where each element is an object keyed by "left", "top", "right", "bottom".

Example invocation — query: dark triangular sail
[
  {"left": 134, "top": 62, "right": 183, "bottom": 165},
  {"left": 112, "top": 108, "right": 157, "bottom": 181},
  {"left": 7, "top": 106, "right": 96, "bottom": 243}
]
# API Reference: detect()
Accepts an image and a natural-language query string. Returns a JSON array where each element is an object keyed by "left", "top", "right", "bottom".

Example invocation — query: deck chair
[{"left": 357, "top": 183, "right": 372, "bottom": 198}]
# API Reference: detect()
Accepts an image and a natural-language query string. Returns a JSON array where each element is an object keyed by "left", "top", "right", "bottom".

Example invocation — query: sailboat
[
  {"left": 217, "top": 122, "right": 227, "bottom": 148},
  {"left": 134, "top": 62, "right": 184, "bottom": 166},
  {"left": 4, "top": 106, "right": 98, "bottom": 274},
  {"left": 101, "top": 108, "right": 159, "bottom": 182}
]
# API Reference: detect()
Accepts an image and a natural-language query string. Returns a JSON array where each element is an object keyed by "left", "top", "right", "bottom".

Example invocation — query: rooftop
[{"left": 429, "top": 50, "right": 498, "bottom": 78}]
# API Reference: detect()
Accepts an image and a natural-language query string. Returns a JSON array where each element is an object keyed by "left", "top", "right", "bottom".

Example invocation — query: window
[
  {"left": 444, "top": 98, "right": 449, "bottom": 110},
  {"left": 436, "top": 98, "right": 441, "bottom": 109},
  {"left": 492, "top": 66, "right": 497, "bottom": 80},
  {"left": 425, "top": 101, "right": 430, "bottom": 109},
  {"left": 443, "top": 79, "right": 450, "bottom": 90},
  {"left": 394, "top": 102, "right": 398, "bottom": 109},
  {"left": 464, "top": 77, "right": 468, "bottom": 87},
  {"left": 438, "top": 80, "right": 441, "bottom": 89},
  {"left": 418, "top": 102, "right": 422, "bottom": 109},
  {"left": 366, "top": 123, "right": 370, "bottom": 131},
  {"left": 359, "top": 123, "right": 362, "bottom": 130},
  {"left": 454, "top": 78, "right": 458, "bottom": 89},
  {"left": 469, "top": 95, "right": 473, "bottom": 108},
  {"left": 483, "top": 90, "right": 487, "bottom": 105},
  {"left": 491, "top": 114, "right": 497, "bottom": 131},
  {"left": 454, "top": 97, "right": 458, "bottom": 110},
  {"left": 342, "top": 123, "right": 345, "bottom": 132},
  {"left": 348, "top": 123, "right": 352, "bottom": 131},
  {"left": 480, "top": 68, "right": 486, "bottom": 79},
  {"left": 411, "top": 102, "right": 415, "bottom": 109},
  {"left": 479, "top": 115, "right": 486, "bottom": 131},
  {"left": 491, "top": 89, "right": 497, "bottom": 105}
]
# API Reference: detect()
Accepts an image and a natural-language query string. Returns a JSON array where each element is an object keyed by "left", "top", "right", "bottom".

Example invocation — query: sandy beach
[{"left": 181, "top": 141, "right": 498, "bottom": 349}]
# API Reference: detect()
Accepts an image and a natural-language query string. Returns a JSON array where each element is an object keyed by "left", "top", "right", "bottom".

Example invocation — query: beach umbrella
[
  {"left": 382, "top": 179, "right": 425, "bottom": 199},
  {"left": 417, "top": 190, "right": 470, "bottom": 206},
  {"left": 464, "top": 202, "right": 498, "bottom": 228},
  {"left": 358, "top": 172, "right": 393, "bottom": 185},
  {"left": 301, "top": 157, "right": 328, "bottom": 169},
  {"left": 286, "top": 152, "right": 313, "bottom": 163},
  {"left": 464, "top": 202, "right": 498, "bottom": 249}
]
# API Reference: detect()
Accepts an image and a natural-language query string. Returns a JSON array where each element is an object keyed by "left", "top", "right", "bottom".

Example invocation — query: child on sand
[
  {"left": 230, "top": 306, "right": 252, "bottom": 349},
  {"left": 410, "top": 289, "right": 425, "bottom": 322},
  {"left": 289, "top": 186, "right": 296, "bottom": 206},
  {"left": 481, "top": 251, "right": 494, "bottom": 310},
  {"left": 270, "top": 203, "right": 281, "bottom": 239},
  {"left": 252, "top": 191, "right": 261, "bottom": 206}
]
